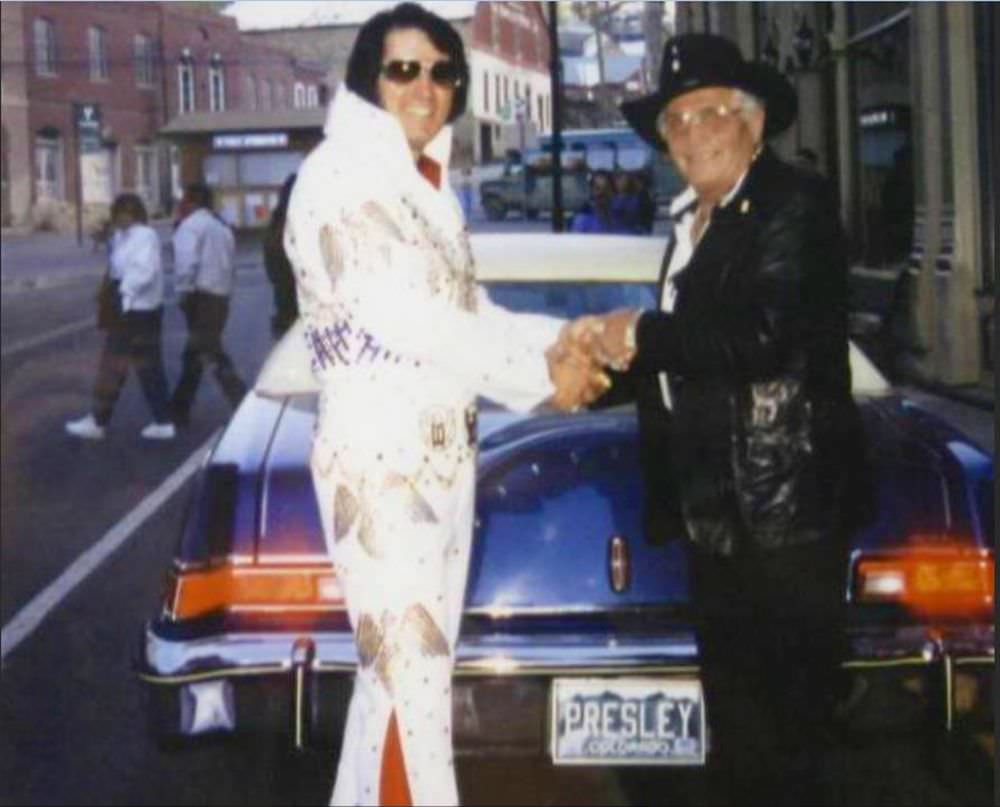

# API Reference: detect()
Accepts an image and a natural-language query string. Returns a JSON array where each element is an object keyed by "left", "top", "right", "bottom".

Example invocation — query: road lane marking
[
  {"left": 1, "top": 432, "right": 219, "bottom": 661},
  {"left": 1, "top": 316, "right": 97, "bottom": 359}
]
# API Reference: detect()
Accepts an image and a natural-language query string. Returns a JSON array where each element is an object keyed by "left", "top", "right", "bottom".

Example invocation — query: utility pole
[{"left": 547, "top": 2, "right": 565, "bottom": 232}]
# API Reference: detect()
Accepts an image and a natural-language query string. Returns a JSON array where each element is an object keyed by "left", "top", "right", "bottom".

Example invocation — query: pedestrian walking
[
  {"left": 263, "top": 173, "right": 299, "bottom": 338},
  {"left": 170, "top": 183, "right": 247, "bottom": 425},
  {"left": 65, "top": 193, "right": 174, "bottom": 441}
]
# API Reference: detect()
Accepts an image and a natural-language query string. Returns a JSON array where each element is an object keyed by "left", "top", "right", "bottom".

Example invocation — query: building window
[
  {"left": 88, "top": 26, "right": 109, "bottom": 81},
  {"left": 178, "top": 54, "right": 195, "bottom": 114},
  {"left": 135, "top": 145, "right": 158, "bottom": 210},
  {"left": 483, "top": 70, "right": 489, "bottom": 113},
  {"left": 275, "top": 81, "right": 286, "bottom": 109},
  {"left": 260, "top": 79, "right": 272, "bottom": 110},
  {"left": 33, "top": 18, "right": 57, "bottom": 76},
  {"left": 245, "top": 75, "right": 257, "bottom": 110},
  {"left": 134, "top": 34, "right": 155, "bottom": 86},
  {"left": 504, "top": 75, "right": 509, "bottom": 106},
  {"left": 34, "top": 134, "right": 62, "bottom": 200},
  {"left": 306, "top": 85, "right": 319, "bottom": 107},
  {"left": 495, "top": 75, "right": 501, "bottom": 114},
  {"left": 537, "top": 95, "right": 544, "bottom": 130},
  {"left": 293, "top": 81, "right": 306, "bottom": 109},
  {"left": 209, "top": 56, "right": 226, "bottom": 111}
]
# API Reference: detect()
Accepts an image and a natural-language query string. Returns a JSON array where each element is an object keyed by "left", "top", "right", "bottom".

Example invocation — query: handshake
[{"left": 545, "top": 308, "right": 642, "bottom": 412}]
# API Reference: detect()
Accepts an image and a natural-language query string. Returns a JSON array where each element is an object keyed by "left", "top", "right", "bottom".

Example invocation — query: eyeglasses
[
  {"left": 659, "top": 104, "right": 742, "bottom": 137},
  {"left": 380, "top": 60, "right": 463, "bottom": 88}
]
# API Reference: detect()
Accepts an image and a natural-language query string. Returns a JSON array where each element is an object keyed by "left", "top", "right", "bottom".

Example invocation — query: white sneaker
[
  {"left": 65, "top": 414, "right": 106, "bottom": 440},
  {"left": 141, "top": 422, "right": 176, "bottom": 441}
]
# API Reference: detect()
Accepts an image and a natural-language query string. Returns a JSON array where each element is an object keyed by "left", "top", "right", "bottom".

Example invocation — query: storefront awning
[{"left": 160, "top": 108, "right": 326, "bottom": 138}]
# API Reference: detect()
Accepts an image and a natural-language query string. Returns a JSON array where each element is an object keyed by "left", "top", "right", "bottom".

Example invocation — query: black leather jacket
[{"left": 621, "top": 149, "right": 870, "bottom": 555}]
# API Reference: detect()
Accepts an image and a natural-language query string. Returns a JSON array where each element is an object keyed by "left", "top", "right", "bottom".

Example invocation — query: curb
[{"left": 1, "top": 261, "right": 262, "bottom": 295}]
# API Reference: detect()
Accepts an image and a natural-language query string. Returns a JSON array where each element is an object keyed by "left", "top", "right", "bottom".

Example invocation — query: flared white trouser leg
[{"left": 323, "top": 463, "right": 475, "bottom": 806}]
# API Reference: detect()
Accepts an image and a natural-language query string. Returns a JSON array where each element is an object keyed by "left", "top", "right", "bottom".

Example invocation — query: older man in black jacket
[{"left": 570, "top": 34, "right": 871, "bottom": 804}]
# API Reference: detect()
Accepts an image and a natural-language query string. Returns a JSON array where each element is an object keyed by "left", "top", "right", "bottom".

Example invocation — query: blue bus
[
  {"left": 537, "top": 127, "right": 684, "bottom": 204},
  {"left": 478, "top": 127, "right": 684, "bottom": 221}
]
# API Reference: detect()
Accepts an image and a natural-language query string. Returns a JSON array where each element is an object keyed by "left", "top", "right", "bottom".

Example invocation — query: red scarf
[{"left": 416, "top": 155, "right": 442, "bottom": 190}]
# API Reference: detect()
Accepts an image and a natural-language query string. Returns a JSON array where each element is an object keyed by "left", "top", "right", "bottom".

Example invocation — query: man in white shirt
[{"left": 170, "top": 183, "right": 247, "bottom": 425}]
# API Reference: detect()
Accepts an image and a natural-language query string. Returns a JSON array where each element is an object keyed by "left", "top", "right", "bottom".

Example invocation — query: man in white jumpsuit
[{"left": 284, "top": 5, "right": 605, "bottom": 804}]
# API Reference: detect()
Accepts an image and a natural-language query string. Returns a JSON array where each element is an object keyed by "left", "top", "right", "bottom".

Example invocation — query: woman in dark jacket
[{"left": 263, "top": 173, "right": 299, "bottom": 337}]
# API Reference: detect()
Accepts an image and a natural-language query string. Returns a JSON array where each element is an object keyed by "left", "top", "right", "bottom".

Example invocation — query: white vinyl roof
[
  {"left": 472, "top": 233, "right": 664, "bottom": 282},
  {"left": 224, "top": 1, "right": 476, "bottom": 32},
  {"left": 254, "top": 232, "right": 889, "bottom": 397}
]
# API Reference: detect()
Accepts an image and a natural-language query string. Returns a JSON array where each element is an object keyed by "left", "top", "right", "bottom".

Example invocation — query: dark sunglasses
[{"left": 380, "top": 59, "right": 463, "bottom": 88}]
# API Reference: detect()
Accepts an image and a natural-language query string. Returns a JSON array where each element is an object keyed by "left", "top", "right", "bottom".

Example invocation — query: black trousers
[
  {"left": 93, "top": 309, "right": 171, "bottom": 426},
  {"left": 690, "top": 537, "right": 848, "bottom": 806},
  {"left": 172, "top": 291, "right": 247, "bottom": 417}
]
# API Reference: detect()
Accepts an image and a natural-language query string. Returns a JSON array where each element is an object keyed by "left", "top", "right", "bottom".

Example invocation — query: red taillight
[
  {"left": 165, "top": 565, "right": 344, "bottom": 620},
  {"left": 853, "top": 542, "right": 994, "bottom": 619}
]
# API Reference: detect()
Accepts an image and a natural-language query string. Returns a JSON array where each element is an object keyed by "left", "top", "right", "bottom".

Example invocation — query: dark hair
[
  {"left": 346, "top": 2, "right": 468, "bottom": 123},
  {"left": 184, "top": 182, "right": 214, "bottom": 210},
  {"left": 111, "top": 193, "right": 148, "bottom": 224}
]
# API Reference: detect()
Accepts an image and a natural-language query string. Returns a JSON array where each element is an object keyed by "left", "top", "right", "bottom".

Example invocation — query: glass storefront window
[
  {"left": 849, "top": 5, "right": 913, "bottom": 268},
  {"left": 203, "top": 154, "right": 238, "bottom": 187},
  {"left": 242, "top": 191, "right": 276, "bottom": 227},
  {"left": 237, "top": 151, "right": 303, "bottom": 186}
]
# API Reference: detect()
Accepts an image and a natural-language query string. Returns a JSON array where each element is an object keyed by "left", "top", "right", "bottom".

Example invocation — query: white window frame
[
  {"left": 134, "top": 34, "right": 155, "bottom": 87},
  {"left": 134, "top": 144, "right": 158, "bottom": 210},
  {"left": 34, "top": 18, "right": 56, "bottom": 76},
  {"left": 34, "top": 134, "right": 63, "bottom": 200},
  {"left": 178, "top": 56, "right": 195, "bottom": 114},
  {"left": 209, "top": 57, "right": 226, "bottom": 112},
  {"left": 293, "top": 81, "right": 306, "bottom": 109},
  {"left": 245, "top": 75, "right": 257, "bottom": 110},
  {"left": 306, "top": 85, "right": 318, "bottom": 108},
  {"left": 89, "top": 26, "right": 109, "bottom": 81}
]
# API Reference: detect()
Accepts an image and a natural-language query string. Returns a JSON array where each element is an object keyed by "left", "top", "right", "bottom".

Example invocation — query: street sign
[
  {"left": 212, "top": 132, "right": 289, "bottom": 150},
  {"left": 74, "top": 103, "right": 102, "bottom": 154}
]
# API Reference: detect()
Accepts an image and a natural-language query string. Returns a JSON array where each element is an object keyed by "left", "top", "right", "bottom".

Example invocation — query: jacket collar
[{"left": 322, "top": 83, "right": 453, "bottom": 189}]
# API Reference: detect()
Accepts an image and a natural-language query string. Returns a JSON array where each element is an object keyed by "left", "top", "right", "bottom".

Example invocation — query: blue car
[{"left": 137, "top": 234, "right": 994, "bottom": 764}]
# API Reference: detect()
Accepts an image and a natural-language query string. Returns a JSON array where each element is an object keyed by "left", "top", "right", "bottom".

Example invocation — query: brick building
[
  {"left": 0, "top": 1, "right": 325, "bottom": 232},
  {"left": 225, "top": 0, "right": 554, "bottom": 164}
]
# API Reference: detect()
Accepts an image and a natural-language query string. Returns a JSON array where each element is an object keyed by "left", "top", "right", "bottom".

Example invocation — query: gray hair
[{"left": 733, "top": 89, "right": 764, "bottom": 121}]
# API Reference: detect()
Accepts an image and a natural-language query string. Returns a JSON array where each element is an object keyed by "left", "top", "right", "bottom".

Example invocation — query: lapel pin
[{"left": 740, "top": 198, "right": 751, "bottom": 214}]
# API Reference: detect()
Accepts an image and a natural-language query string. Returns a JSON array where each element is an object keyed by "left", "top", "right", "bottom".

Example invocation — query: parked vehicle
[
  {"left": 137, "top": 234, "right": 994, "bottom": 764},
  {"left": 479, "top": 128, "right": 683, "bottom": 221}
]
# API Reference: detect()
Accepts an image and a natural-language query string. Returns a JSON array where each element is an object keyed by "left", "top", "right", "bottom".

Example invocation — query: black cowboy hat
[{"left": 621, "top": 33, "right": 797, "bottom": 150}]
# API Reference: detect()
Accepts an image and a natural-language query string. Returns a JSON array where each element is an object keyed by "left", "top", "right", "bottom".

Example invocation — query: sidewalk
[{"left": 1, "top": 220, "right": 264, "bottom": 294}]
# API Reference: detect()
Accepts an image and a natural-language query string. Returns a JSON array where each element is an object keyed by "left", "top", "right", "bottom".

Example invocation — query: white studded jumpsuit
[{"left": 285, "top": 87, "right": 564, "bottom": 806}]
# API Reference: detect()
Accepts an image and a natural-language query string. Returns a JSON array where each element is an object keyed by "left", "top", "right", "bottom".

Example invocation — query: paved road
[{"left": 0, "top": 224, "right": 993, "bottom": 805}]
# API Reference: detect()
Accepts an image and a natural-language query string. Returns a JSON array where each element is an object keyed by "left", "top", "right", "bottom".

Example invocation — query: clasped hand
[{"left": 545, "top": 308, "right": 641, "bottom": 412}]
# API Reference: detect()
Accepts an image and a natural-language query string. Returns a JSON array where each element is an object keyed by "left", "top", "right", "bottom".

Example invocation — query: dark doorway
[{"left": 480, "top": 123, "right": 493, "bottom": 163}]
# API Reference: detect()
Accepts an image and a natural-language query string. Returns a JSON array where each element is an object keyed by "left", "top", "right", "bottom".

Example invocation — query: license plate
[{"left": 550, "top": 677, "right": 705, "bottom": 765}]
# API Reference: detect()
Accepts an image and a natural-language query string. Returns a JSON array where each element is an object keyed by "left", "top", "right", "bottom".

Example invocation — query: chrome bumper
[{"left": 138, "top": 620, "right": 701, "bottom": 683}]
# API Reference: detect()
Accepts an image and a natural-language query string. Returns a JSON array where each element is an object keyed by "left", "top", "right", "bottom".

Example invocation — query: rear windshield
[{"left": 483, "top": 281, "right": 657, "bottom": 320}]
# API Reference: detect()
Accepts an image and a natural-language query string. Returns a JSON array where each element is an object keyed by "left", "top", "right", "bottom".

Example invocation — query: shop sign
[
  {"left": 859, "top": 106, "right": 906, "bottom": 129},
  {"left": 74, "top": 103, "right": 102, "bottom": 154},
  {"left": 212, "top": 132, "right": 289, "bottom": 150}
]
